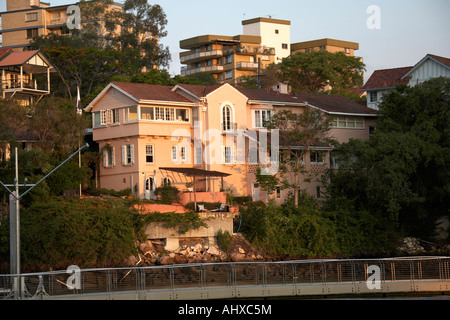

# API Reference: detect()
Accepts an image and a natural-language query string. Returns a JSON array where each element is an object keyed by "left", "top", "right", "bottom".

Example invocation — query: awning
[{"left": 159, "top": 167, "right": 231, "bottom": 177}]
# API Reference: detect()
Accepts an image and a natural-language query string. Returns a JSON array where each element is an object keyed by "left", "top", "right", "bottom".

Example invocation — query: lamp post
[{"left": 0, "top": 143, "right": 89, "bottom": 299}]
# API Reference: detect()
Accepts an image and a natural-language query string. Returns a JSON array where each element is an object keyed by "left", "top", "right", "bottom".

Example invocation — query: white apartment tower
[{"left": 242, "top": 17, "right": 291, "bottom": 63}]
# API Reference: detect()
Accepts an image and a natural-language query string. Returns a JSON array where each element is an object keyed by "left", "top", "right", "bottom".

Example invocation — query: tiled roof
[
  {"left": 236, "top": 87, "right": 306, "bottom": 104},
  {"left": 428, "top": 54, "right": 450, "bottom": 68},
  {"left": 362, "top": 66, "right": 413, "bottom": 90},
  {"left": 295, "top": 93, "right": 377, "bottom": 115},
  {"left": 174, "top": 83, "right": 224, "bottom": 98},
  {"left": 111, "top": 82, "right": 192, "bottom": 103},
  {"left": 0, "top": 50, "right": 40, "bottom": 67},
  {"left": 0, "top": 48, "right": 13, "bottom": 61}
]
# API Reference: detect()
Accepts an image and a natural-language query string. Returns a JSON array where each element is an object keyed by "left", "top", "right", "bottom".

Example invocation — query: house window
[
  {"left": 330, "top": 116, "right": 364, "bottom": 129},
  {"left": 121, "top": 144, "right": 134, "bottom": 165},
  {"left": 222, "top": 105, "right": 233, "bottom": 131},
  {"left": 276, "top": 187, "right": 281, "bottom": 199},
  {"left": 223, "top": 146, "right": 233, "bottom": 164},
  {"left": 310, "top": 150, "right": 325, "bottom": 165},
  {"left": 253, "top": 109, "right": 273, "bottom": 128},
  {"left": 369, "top": 91, "right": 378, "bottom": 103},
  {"left": 275, "top": 29, "right": 279, "bottom": 34},
  {"left": 194, "top": 147, "right": 202, "bottom": 165},
  {"left": 316, "top": 186, "right": 321, "bottom": 198},
  {"left": 225, "top": 70, "right": 233, "bottom": 79},
  {"left": 26, "top": 12, "right": 38, "bottom": 22},
  {"left": 152, "top": 107, "right": 188, "bottom": 122},
  {"left": 141, "top": 107, "right": 154, "bottom": 120},
  {"left": 103, "top": 145, "right": 115, "bottom": 167},
  {"left": 146, "top": 145, "right": 154, "bottom": 163},
  {"left": 26, "top": 28, "right": 38, "bottom": 39},
  {"left": 282, "top": 43, "right": 288, "bottom": 49},
  {"left": 172, "top": 146, "right": 178, "bottom": 161},
  {"left": 125, "top": 106, "right": 138, "bottom": 121},
  {"left": 180, "top": 146, "right": 186, "bottom": 161}
]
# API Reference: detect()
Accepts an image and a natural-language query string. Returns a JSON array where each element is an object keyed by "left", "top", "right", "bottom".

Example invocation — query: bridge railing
[{"left": 1, "top": 256, "right": 449, "bottom": 299}]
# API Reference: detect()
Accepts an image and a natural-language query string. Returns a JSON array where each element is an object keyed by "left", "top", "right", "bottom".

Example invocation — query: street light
[{"left": 0, "top": 143, "right": 89, "bottom": 299}]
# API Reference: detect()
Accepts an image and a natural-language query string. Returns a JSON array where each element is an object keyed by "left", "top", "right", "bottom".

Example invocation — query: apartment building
[
  {"left": 291, "top": 38, "right": 359, "bottom": 56},
  {"left": 179, "top": 17, "right": 359, "bottom": 86},
  {"left": 362, "top": 53, "right": 450, "bottom": 109},
  {"left": 0, "top": 0, "right": 123, "bottom": 51},
  {"left": 85, "top": 81, "right": 376, "bottom": 203}
]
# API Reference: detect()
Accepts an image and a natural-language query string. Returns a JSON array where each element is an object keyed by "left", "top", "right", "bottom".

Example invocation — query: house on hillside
[
  {"left": 363, "top": 53, "right": 450, "bottom": 110},
  {"left": 85, "top": 82, "right": 376, "bottom": 204}
]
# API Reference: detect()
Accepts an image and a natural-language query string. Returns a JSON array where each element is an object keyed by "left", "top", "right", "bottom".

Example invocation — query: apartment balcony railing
[
  {"left": 180, "top": 50, "right": 223, "bottom": 63},
  {"left": 236, "top": 45, "right": 275, "bottom": 55},
  {"left": 181, "top": 65, "right": 224, "bottom": 76},
  {"left": 1, "top": 79, "right": 49, "bottom": 94},
  {"left": 236, "top": 62, "right": 259, "bottom": 70}
]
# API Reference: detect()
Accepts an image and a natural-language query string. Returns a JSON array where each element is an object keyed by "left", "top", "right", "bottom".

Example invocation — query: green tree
[
  {"left": 327, "top": 78, "right": 450, "bottom": 239},
  {"left": 267, "top": 108, "right": 335, "bottom": 206},
  {"left": 278, "top": 51, "right": 365, "bottom": 93}
]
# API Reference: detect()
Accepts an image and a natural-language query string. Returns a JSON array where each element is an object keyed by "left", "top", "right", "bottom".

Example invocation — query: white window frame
[
  {"left": 194, "top": 146, "right": 202, "bottom": 165},
  {"left": 102, "top": 145, "right": 115, "bottom": 168},
  {"left": 171, "top": 146, "right": 178, "bottom": 162},
  {"left": 310, "top": 150, "right": 325, "bottom": 165},
  {"left": 121, "top": 144, "right": 134, "bottom": 165},
  {"left": 223, "top": 146, "right": 234, "bottom": 165},
  {"left": 253, "top": 109, "right": 273, "bottom": 128},
  {"left": 180, "top": 146, "right": 186, "bottom": 161},
  {"left": 145, "top": 144, "right": 154, "bottom": 164}
]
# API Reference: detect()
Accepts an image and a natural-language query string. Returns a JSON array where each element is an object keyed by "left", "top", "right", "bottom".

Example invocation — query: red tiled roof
[
  {"left": 362, "top": 66, "right": 413, "bottom": 90},
  {"left": 111, "top": 82, "right": 192, "bottom": 103},
  {"left": 426, "top": 54, "right": 450, "bottom": 68},
  {"left": 295, "top": 93, "right": 377, "bottom": 115},
  {"left": 236, "top": 87, "right": 306, "bottom": 104},
  {"left": 0, "top": 50, "right": 40, "bottom": 67},
  {"left": 0, "top": 48, "right": 13, "bottom": 61},
  {"left": 174, "top": 83, "right": 224, "bottom": 98}
]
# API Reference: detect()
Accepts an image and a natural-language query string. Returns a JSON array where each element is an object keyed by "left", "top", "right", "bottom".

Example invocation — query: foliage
[
  {"left": 0, "top": 198, "right": 145, "bottom": 270},
  {"left": 216, "top": 229, "right": 233, "bottom": 254},
  {"left": 266, "top": 108, "right": 335, "bottom": 206},
  {"left": 326, "top": 78, "right": 450, "bottom": 239},
  {"left": 30, "top": 0, "right": 171, "bottom": 99},
  {"left": 143, "top": 211, "right": 207, "bottom": 234},
  {"left": 154, "top": 185, "right": 180, "bottom": 204},
  {"left": 278, "top": 51, "right": 365, "bottom": 93},
  {"left": 240, "top": 201, "right": 339, "bottom": 257}
]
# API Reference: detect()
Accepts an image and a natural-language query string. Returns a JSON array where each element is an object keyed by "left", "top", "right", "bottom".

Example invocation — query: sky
[{"left": 1, "top": 0, "right": 449, "bottom": 82}]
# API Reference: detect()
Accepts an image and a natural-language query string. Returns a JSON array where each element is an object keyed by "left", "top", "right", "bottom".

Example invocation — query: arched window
[{"left": 222, "top": 105, "right": 233, "bottom": 132}]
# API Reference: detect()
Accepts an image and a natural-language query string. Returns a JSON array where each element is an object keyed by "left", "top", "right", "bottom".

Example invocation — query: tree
[
  {"left": 278, "top": 51, "right": 365, "bottom": 93},
  {"left": 267, "top": 108, "right": 334, "bottom": 206},
  {"left": 327, "top": 78, "right": 450, "bottom": 239},
  {"left": 30, "top": 0, "right": 171, "bottom": 98}
]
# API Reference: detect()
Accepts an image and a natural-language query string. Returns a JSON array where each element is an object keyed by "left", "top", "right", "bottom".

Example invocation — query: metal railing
[{"left": 1, "top": 256, "right": 449, "bottom": 300}]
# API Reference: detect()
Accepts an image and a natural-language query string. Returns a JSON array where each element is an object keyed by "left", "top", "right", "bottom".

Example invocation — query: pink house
[{"left": 85, "top": 82, "right": 376, "bottom": 204}]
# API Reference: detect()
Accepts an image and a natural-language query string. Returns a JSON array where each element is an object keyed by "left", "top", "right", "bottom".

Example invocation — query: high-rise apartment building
[
  {"left": 0, "top": 0, "right": 123, "bottom": 51},
  {"left": 180, "top": 17, "right": 359, "bottom": 86}
]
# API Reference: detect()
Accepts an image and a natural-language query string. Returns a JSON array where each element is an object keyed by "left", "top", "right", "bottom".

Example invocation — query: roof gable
[
  {"left": 362, "top": 66, "right": 413, "bottom": 91},
  {"left": 402, "top": 53, "right": 450, "bottom": 79}
]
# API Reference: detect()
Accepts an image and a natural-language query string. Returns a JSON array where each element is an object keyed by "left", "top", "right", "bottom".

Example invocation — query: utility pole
[{"left": 0, "top": 143, "right": 89, "bottom": 299}]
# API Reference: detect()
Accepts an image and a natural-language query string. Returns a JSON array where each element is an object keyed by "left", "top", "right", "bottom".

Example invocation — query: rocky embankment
[{"left": 130, "top": 234, "right": 265, "bottom": 266}]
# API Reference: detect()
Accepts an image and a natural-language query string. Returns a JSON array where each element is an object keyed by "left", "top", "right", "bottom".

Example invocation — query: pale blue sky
[{"left": 1, "top": 0, "right": 449, "bottom": 82}]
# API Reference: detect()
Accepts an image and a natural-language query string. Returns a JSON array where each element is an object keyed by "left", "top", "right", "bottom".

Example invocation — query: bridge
[{"left": 1, "top": 256, "right": 449, "bottom": 300}]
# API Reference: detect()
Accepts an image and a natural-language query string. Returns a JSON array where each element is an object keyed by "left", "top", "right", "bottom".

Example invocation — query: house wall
[
  {"left": 329, "top": 117, "right": 377, "bottom": 143},
  {"left": 408, "top": 59, "right": 450, "bottom": 86}
]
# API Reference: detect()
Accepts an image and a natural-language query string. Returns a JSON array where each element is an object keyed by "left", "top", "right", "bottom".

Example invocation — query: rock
[
  {"left": 139, "top": 240, "right": 154, "bottom": 254},
  {"left": 238, "top": 246, "right": 245, "bottom": 254},
  {"left": 207, "top": 245, "right": 221, "bottom": 256}
]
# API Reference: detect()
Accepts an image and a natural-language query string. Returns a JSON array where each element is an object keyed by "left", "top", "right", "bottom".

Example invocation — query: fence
[{"left": 1, "top": 256, "right": 449, "bottom": 300}]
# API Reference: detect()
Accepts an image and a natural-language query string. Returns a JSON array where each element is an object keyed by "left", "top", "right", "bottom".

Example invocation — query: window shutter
[
  {"left": 102, "top": 149, "right": 107, "bottom": 168},
  {"left": 130, "top": 144, "right": 134, "bottom": 164},
  {"left": 111, "top": 147, "right": 115, "bottom": 167},
  {"left": 121, "top": 145, "right": 126, "bottom": 165}
]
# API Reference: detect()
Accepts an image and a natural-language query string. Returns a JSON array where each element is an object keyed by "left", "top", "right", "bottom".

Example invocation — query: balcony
[
  {"left": 181, "top": 65, "right": 224, "bottom": 76},
  {"left": 221, "top": 122, "right": 237, "bottom": 134},
  {"left": 236, "top": 62, "right": 259, "bottom": 71},
  {"left": 180, "top": 50, "right": 223, "bottom": 63}
]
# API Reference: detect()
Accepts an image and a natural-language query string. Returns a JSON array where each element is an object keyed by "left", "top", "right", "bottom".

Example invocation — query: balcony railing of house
[
  {"left": 221, "top": 122, "right": 237, "bottom": 134},
  {"left": 236, "top": 45, "right": 275, "bottom": 55},
  {"left": 181, "top": 65, "right": 224, "bottom": 76},
  {"left": 1, "top": 79, "right": 49, "bottom": 93},
  {"left": 180, "top": 50, "right": 223, "bottom": 63}
]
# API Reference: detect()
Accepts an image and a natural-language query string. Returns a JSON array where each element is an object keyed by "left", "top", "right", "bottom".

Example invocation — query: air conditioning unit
[{"left": 30, "top": 0, "right": 40, "bottom": 7}]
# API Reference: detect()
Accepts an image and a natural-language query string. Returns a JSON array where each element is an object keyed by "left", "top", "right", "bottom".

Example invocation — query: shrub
[
  {"left": 154, "top": 185, "right": 179, "bottom": 204},
  {"left": 216, "top": 229, "right": 233, "bottom": 254}
]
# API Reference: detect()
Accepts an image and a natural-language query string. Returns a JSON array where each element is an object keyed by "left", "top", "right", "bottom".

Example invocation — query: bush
[
  {"left": 154, "top": 185, "right": 179, "bottom": 204},
  {"left": 0, "top": 197, "right": 145, "bottom": 271},
  {"left": 216, "top": 229, "right": 233, "bottom": 254}
]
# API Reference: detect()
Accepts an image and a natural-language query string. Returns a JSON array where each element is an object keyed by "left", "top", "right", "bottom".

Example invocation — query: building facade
[
  {"left": 0, "top": 0, "right": 123, "bottom": 51},
  {"left": 362, "top": 53, "right": 450, "bottom": 110},
  {"left": 179, "top": 17, "right": 359, "bottom": 86},
  {"left": 85, "top": 82, "right": 376, "bottom": 204}
]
